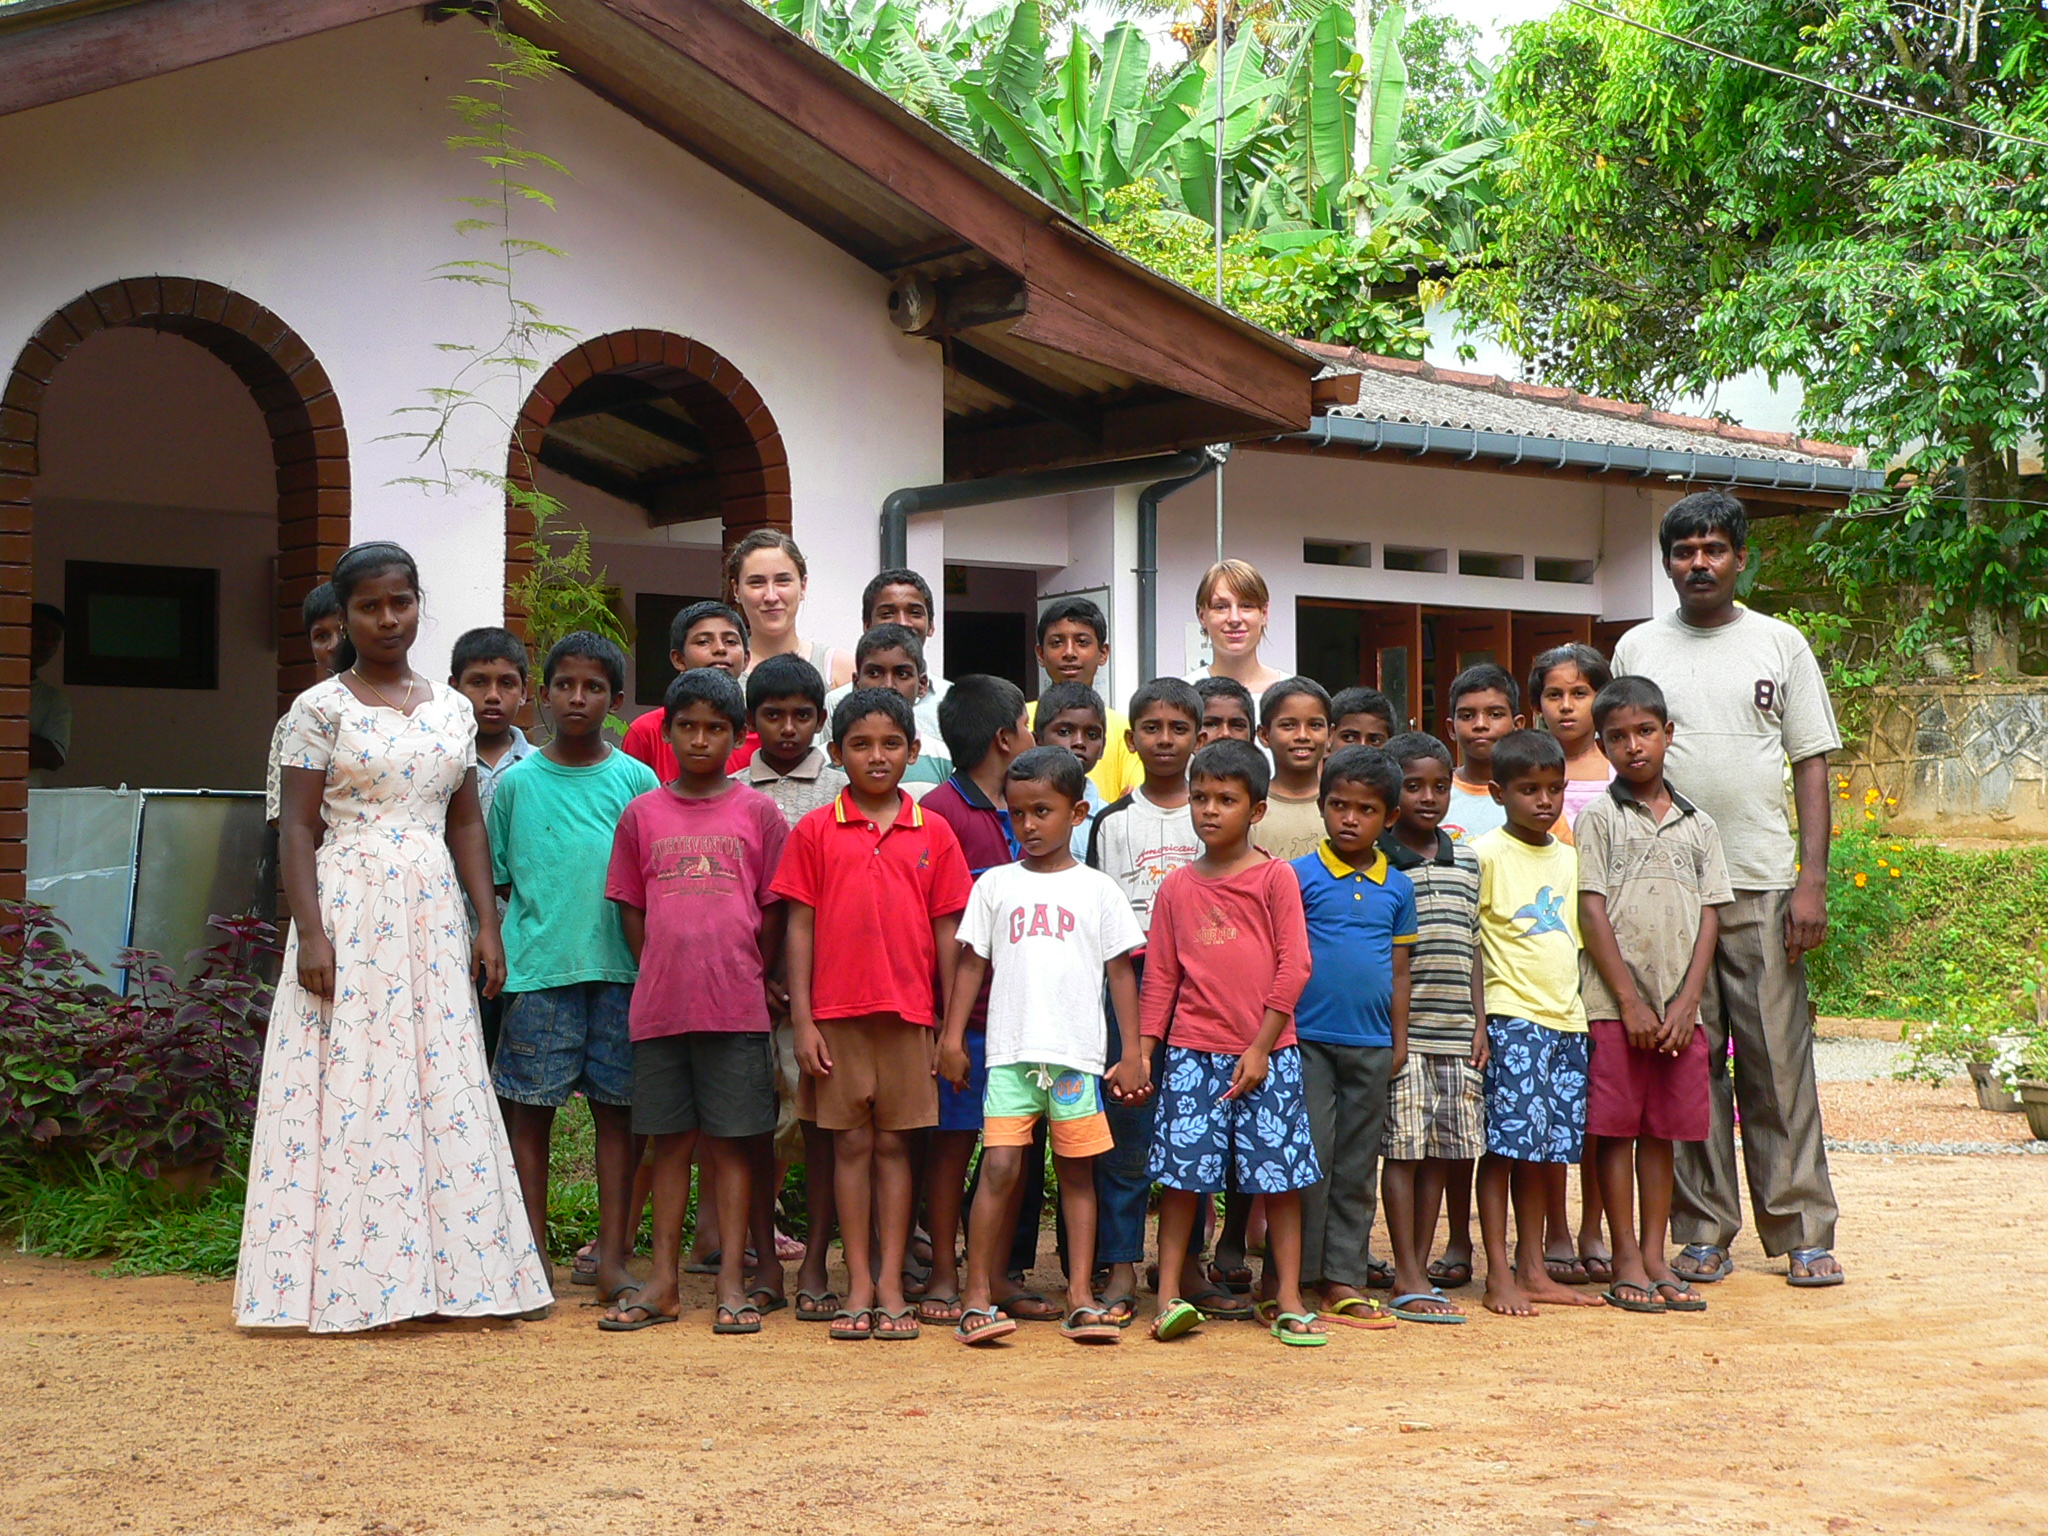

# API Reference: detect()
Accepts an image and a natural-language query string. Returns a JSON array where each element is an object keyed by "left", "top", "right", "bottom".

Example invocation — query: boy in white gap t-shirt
[{"left": 941, "top": 747, "right": 1150, "bottom": 1347}]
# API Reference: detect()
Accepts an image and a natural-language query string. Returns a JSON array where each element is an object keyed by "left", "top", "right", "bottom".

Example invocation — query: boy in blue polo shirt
[{"left": 1289, "top": 746, "right": 1417, "bottom": 1328}]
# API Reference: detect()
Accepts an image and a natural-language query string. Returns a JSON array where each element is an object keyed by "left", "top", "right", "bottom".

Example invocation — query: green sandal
[
  {"left": 1270, "top": 1310, "right": 1327, "bottom": 1347},
  {"left": 1150, "top": 1297, "right": 1203, "bottom": 1341}
]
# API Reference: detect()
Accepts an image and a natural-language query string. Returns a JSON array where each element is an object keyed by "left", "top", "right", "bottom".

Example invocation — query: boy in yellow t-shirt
[
  {"left": 1028, "top": 597, "right": 1142, "bottom": 798},
  {"left": 1470, "top": 729, "right": 1602, "bottom": 1321}
]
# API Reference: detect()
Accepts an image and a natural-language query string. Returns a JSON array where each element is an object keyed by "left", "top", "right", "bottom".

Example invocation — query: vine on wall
[{"left": 388, "top": 1, "right": 628, "bottom": 658}]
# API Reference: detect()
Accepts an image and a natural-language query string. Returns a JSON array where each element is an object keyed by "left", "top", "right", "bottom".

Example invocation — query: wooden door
[
  {"left": 1362, "top": 603, "right": 1422, "bottom": 731},
  {"left": 1425, "top": 607, "right": 1512, "bottom": 731}
]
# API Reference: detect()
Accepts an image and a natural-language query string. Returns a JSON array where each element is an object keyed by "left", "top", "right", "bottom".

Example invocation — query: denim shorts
[
  {"left": 491, "top": 982, "right": 635, "bottom": 1108},
  {"left": 1146, "top": 1043, "right": 1322, "bottom": 1195},
  {"left": 936, "top": 1027, "right": 987, "bottom": 1132},
  {"left": 1483, "top": 1015, "right": 1589, "bottom": 1163}
]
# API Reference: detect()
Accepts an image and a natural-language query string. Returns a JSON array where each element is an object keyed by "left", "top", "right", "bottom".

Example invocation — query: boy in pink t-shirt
[
  {"left": 603, "top": 668, "right": 788, "bottom": 1336},
  {"left": 1140, "top": 739, "right": 1321, "bottom": 1348}
]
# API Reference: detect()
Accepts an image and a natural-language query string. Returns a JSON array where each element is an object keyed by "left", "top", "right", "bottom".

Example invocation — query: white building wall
[
  {"left": 1, "top": 9, "right": 942, "bottom": 679},
  {"left": 1156, "top": 448, "right": 1618, "bottom": 675}
]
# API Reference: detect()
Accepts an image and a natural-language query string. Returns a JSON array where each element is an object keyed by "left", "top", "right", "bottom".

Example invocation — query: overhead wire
[{"left": 1563, "top": 0, "right": 2048, "bottom": 151}]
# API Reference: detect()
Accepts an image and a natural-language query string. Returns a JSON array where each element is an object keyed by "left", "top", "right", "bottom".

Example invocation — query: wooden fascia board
[
  {"left": 0, "top": 0, "right": 418, "bottom": 118},
  {"left": 593, "top": 0, "right": 1315, "bottom": 431},
  {"left": 947, "top": 398, "right": 1273, "bottom": 480}
]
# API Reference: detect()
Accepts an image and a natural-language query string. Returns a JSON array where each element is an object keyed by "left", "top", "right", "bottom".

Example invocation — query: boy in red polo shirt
[{"left": 772, "top": 687, "right": 973, "bottom": 1341}]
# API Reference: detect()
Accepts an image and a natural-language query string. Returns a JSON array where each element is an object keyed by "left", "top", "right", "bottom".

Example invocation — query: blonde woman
[
  {"left": 1186, "top": 559, "right": 1289, "bottom": 698},
  {"left": 726, "top": 529, "right": 854, "bottom": 689}
]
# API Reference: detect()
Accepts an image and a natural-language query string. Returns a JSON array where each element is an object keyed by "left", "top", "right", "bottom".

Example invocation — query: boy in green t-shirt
[{"left": 488, "top": 632, "right": 658, "bottom": 1304}]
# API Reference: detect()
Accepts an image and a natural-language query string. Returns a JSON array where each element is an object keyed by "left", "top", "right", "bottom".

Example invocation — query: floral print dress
[{"left": 235, "top": 678, "right": 552, "bottom": 1332}]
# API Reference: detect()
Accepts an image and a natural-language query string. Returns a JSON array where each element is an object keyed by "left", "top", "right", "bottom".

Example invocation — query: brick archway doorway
[
  {"left": 0, "top": 278, "right": 351, "bottom": 900},
  {"left": 503, "top": 331, "right": 790, "bottom": 631}
]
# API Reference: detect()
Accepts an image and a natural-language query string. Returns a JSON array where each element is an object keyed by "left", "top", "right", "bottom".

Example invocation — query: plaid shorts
[{"left": 1384, "top": 1051, "right": 1485, "bottom": 1162}]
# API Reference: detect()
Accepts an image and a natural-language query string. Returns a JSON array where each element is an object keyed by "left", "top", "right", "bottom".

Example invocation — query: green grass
[
  {"left": 1808, "top": 826, "right": 2047, "bottom": 1022},
  {"left": 0, "top": 1145, "right": 247, "bottom": 1279}
]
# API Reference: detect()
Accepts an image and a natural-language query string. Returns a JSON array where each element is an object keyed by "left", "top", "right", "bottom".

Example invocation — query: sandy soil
[{"left": 4, "top": 1092, "right": 2045, "bottom": 1536}]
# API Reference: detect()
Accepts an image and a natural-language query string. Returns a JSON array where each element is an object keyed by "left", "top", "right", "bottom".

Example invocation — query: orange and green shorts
[{"left": 983, "top": 1061, "right": 1114, "bottom": 1157}]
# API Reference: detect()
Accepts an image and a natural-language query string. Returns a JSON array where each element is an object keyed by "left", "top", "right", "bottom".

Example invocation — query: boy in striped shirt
[{"left": 1374, "top": 732, "right": 1483, "bottom": 1322}]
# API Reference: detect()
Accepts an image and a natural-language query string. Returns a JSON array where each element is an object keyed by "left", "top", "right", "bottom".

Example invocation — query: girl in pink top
[{"left": 1138, "top": 740, "right": 1323, "bottom": 1348}]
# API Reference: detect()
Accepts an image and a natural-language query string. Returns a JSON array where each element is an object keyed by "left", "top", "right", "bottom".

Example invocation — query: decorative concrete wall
[{"left": 1841, "top": 684, "right": 2048, "bottom": 837}]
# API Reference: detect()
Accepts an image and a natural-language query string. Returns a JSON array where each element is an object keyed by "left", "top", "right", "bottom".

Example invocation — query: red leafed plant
[{"left": 1, "top": 901, "right": 277, "bottom": 1178}]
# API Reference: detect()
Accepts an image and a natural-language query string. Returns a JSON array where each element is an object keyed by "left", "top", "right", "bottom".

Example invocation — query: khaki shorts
[
  {"left": 795, "top": 1014, "right": 940, "bottom": 1132},
  {"left": 1384, "top": 1051, "right": 1485, "bottom": 1162}
]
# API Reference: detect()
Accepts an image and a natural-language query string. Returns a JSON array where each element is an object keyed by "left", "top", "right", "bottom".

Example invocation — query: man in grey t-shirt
[{"left": 1611, "top": 491, "right": 1845, "bottom": 1289}]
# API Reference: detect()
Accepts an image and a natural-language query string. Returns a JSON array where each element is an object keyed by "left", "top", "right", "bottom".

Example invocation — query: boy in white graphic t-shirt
[{"left": 941, "top": 747, "right": 1150, "bottom": 1347}]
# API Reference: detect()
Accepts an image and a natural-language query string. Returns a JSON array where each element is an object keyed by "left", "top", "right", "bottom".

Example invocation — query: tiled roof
[{"left": 1300, "top": 341, "right": 1859, "bottom": 468}]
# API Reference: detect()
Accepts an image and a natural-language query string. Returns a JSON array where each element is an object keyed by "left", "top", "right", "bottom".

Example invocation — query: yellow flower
[
  {"left": 1890, "top": 843, "right": 1903, "bottom": 852},
  {"left": 1864, "top": 787, "right": 1881, "bottom": 806},
  {"left": 1885, "top": 797, "right": 1898, "bottom": 809},
  {"left": 1854, "top": 872, "right": 1868, "bottom": 887},
  {"left": 1864, "top": 810, "right": 1877, "bottom": 822},
  {"left": 1876, "top": 858, "right": 1889, "bottom": 869},
  {"left": 1839, "top": 791, "right": 1851, "bottom": 801},
  {"left": 1889, "top": 868, "right": 1901, "bottom": 878}
]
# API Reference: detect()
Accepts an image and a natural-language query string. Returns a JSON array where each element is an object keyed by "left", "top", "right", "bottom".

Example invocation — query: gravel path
[{"left": 1812, "top": 1036, "right": 1907, "bottom": 1082}]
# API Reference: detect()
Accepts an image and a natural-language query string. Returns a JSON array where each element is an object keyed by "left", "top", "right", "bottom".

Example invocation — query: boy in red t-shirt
[
  {"left": 770, "top": 687, "right": 973, "bottom": 1341},
  {"left": 620, "top": 601, "right": 752, "bottom": 780},
  {"left": 601, "top": 667, "right": 790, "bottom": 1336},
  {"left": 1141, "top": 739, "right": 1323, "bottom": 1347}
]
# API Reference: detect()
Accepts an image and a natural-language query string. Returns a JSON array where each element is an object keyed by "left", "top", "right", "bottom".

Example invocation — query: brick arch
[
  {"left": 503, "top": 331, "right": 790, "bottom": 629},
  {"left": 0, "top": 278, "right": 351, "bottom": 899}
]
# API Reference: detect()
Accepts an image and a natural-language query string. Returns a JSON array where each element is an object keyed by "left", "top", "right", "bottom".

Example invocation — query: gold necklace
[{"left": 352, "top": 666, "right": 416, "bottom": 713}]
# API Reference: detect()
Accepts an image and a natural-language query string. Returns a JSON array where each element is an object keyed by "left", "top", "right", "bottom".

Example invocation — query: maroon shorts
[{"left": 1586, "top": 1020, "right": 1710, "bottom": 1142}]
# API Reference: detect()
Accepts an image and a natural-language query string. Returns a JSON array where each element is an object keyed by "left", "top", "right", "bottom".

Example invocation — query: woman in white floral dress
[{"left": 236, "top": 542, "right": 552, "bottom": 1332}]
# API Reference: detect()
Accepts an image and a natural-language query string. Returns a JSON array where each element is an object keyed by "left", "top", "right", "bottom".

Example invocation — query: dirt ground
[{"left": 4, "top": 1082, "right": 2045, "bottom": 1536}]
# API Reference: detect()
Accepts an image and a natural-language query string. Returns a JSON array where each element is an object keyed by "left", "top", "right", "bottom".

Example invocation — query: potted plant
[
  {"left": 2007, "top": 944, "right": 2048, "bottom": 1139},
  {"left": 1899, "top": 968, "right": 2013, "bottom": 1108}
]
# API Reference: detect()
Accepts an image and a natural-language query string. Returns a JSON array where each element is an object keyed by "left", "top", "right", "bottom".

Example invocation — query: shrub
[{"left": 0, "top": 902, "right": 277, "bottom": 1179}]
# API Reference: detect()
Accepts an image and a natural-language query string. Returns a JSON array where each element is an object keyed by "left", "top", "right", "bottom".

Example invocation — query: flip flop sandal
[
  {"left": 1187, "top": 1287, "right": 1256, "bottom": 1322},
  {"left": 1324, "top": 1296, "right": 1397, "bottom": 1331},
  {"left": 1673, "top": 1244, "right": 1733, "bottom": 1283},
  {"left": 795, "top": 1289, "right": 840, "bottom": 1323},
  {"left": 1391, "top": 1289, "right": 1467, "bottom": 1324},
  {"left": 713, "top": 1304, "right": 763, "bottom": 1336},
  {"left": 570, "top": 1245, "right": 600, "bottom": 1286},
  {"left": 917, "top": 1292, "right": 965, "bottom": 1324},
  {"left": 828, "top": 1308, "right": 874, "bottom": 1341},
  {"left": 1061, "top": 1306, "right": 1121, "bottom": 1344},
  {"left": 994, "top": 1289, "right": 1062, "bottom": 1323},
  {"left": 873, "top": 1306, "right": 921, "bottom": 1341},
  {"left": 1252, "top": 1298, "right": 1280, "bottom": 1324},
  {"left": 1655, "top": 1279, "right": 1709, "bottom": 1313},
  {"left": 1150, "top": 1298, "right": 1203, "bottom": 1341},
  {"left": 954, "top": 1306, "right": 1018, "bottom": 1347},
  {"left": 1205, "top": 1261, "right": 1255, "bottom": 1294},
  {"left": 746, "top": 1288, "right": 789, "bottom": 1315},
  {"left": 1544, "top": 1254, "right": 1591, "bottom": 1285},
  {"left": 1270, "top": 1311, "right": 1327, "bottom": 1347},
  {"left": 901, "top": 1261, "right": 932, "bottom": 1300},
  {"left": 1427, "top": 1257, "right": 1473, "bottom": 1290},
  {"left": 1582, "top": 1253, "right": 1616, "bottom": 1284},
  {"left": 581, "top": 1281, "right": 640, "bottom": 1308},
  {"left": 1786, "top": 1247, "right": 1845, "bottom": 1288},
  {"left": 1602, "top": 1283, "right": 1667, "bottom": 1315},
  {"left": 598, "top": 1302, "right": 678, "bottom": 1332},
  {"left": 1365, "top": 1258, "right": 1396, "bottom": 1291},
  {"left": 1101, "top": 1293, "right": 1139, "bottom": 1329}
]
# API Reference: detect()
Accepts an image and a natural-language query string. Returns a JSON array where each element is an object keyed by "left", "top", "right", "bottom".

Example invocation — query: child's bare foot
[
  {"left": 1517, "top": 1260, "right": 1603, "bottom": 1305},
  {"left": 1482, "top": 1273, "right": 1537, "bottom": 1317}
]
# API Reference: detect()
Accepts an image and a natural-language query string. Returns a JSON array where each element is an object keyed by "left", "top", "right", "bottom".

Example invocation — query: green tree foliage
[{"left": 1464, "top": 0, "right": 2048, "bottom": 672}]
